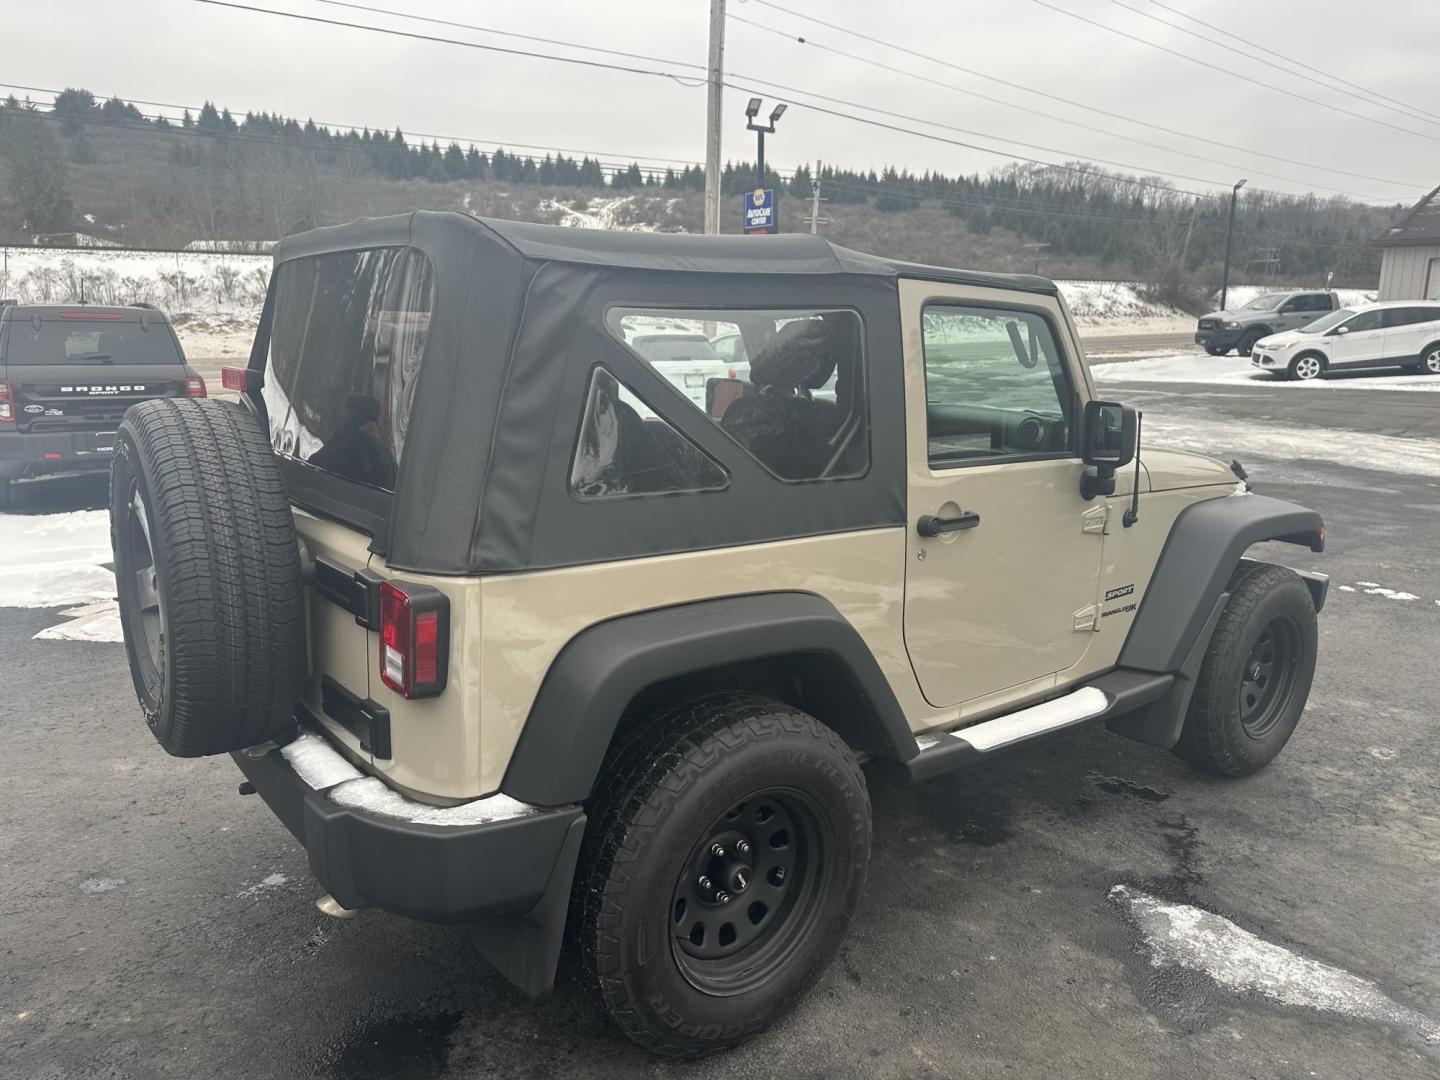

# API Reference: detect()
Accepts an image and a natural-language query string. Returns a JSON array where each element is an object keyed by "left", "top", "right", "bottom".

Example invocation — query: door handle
[{"left": 917, "top": 511, "right": 981, "bottom": 537}]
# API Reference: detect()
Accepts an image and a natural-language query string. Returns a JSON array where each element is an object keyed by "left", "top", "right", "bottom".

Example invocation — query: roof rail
[{"left": 129, "top": 302, "right": 156, "bottom": 310}]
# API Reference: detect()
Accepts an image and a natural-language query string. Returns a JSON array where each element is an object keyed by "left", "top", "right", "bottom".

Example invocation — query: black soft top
[
  {"left": 263, "top": 211, "right": 1062, "bottom": 575},
  {"left": 272, "top": 210, "right": 1059, "bottom": 295}
]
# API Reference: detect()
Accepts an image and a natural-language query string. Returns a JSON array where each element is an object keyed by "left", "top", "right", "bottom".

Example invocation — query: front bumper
[
  {"left": 1251, "top": 348, "right": 1285, "bottom": 369},
  {"left": 0, "top": 428, "right": 116, "bottom": 480},
  {"left": 1195, "top": 328, "right": 1243, "bottom": 350},
  {"left": 232, "top": 739, "right": 586, "bottom": 925}
]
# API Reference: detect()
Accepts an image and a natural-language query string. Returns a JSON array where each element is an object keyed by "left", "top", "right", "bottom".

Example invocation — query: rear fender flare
[{"left": 500, "top": 592, "right": 917, "bottom": 806}]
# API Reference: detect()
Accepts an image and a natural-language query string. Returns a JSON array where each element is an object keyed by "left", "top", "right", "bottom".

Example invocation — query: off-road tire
[
  {"left": 111, "top": 398, "right": 304, "bottom": 757},
  {"left": 1205, "top": 345, "right": 1229, "bottom": 357},
  {"left": 1287, "top": 352, "right": 1325, "bottom": 381},
  {"left": 1237, "top": 329, "right": 1264, "bottom": 356},
  {"left": 573, "top": 693, "right": 870, "bottom": 1059},
  {"left": 1172, "top": 563, "right": 1317, "bottom": 777}
]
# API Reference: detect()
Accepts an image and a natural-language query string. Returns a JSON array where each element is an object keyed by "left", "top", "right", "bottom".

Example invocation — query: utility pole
[
  {"left": 1023, "top": 242, "right": 1050, "bottom": 275},
  {"left": 704, "top": 0, "right": 725, "bottom": 235},
  {"left": 1179, "top": 195, "right": 1200, "bottom": 266},
  {"left": 804, "top": 159, "right": 830, "bottom": 234},
  {"left": 1219, "top": 177, "right": 1247, "bottom": 311}
]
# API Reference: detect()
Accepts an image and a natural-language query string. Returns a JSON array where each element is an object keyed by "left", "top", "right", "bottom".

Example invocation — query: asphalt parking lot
[{"left": 2, "top": 355, "right": 1438, "bottom": 1079}]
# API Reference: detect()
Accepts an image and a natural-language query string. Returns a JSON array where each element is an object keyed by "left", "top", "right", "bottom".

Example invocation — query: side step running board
[{"left": 901, "top": 670, "right": 1174, "bottom": 784}]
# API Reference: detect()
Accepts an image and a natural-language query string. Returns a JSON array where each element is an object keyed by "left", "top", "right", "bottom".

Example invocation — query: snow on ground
[
  {"left": 0, "top": 509, "right": 122, "bottom": 642},
  {"left": 1140, "top": 412, "right": 1440, "bottom": 480},
  {"left": 1112, "top": 885, "right": 1439, "bottom": 1045},
  {"left": 1096, "top": 353, "right": 1440, "bottom": 393},
  {"left": 1056, "top": 280, "right": 1193, "bottom": 335},
  {"left": 538, "top": 194, "right": 653, "bottom": 231}
]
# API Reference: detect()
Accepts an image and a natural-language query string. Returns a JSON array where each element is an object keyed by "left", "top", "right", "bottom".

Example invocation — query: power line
[
  {"left": 1147, "top": 0, "right": 1440, "bottom": 127},
  {"left": 186, "top": 0, "right": 708, "bottom": 86},
  {"left": 727, "top": 11, "right": 1414, "bottom": 201},
  {"left": 737, "top": 0, "right": 1423, "bottom": 194},
  {"left": 1032, "top": 0, "right": 1440, "bottom": 144},
  {"left": 1111, "top": 0, "right": 1440, "bottom": 130},
  {"left": 305, "top": 0, "right": 707, "bottom": 73}
]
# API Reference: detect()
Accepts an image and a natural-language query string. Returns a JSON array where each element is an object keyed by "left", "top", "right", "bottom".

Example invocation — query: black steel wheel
[
  {"left": 1173, "top": 563, "right": 1318, "bottom": 776},
  {"left": 669, "top": 788, "right": 829, "bottom": 997},
  {"left": 574, "top": 693, "right": 870, "bottom": 1059},
  {"left": 1238, "top": 615, "right": 1301, "bottom": 739}
]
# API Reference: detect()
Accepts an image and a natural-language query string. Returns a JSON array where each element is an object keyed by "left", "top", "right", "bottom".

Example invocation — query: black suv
[{"left": 0, "top": 302, "right": 207, "bottom": 508}]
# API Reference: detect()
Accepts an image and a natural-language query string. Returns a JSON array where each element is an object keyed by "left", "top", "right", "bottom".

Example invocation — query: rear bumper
[
  {"left": 0, "top": 429, "right": 116, "bottom": 480},
  {"left": 232, "top": 740, "right": 586, "bottom": 925}
]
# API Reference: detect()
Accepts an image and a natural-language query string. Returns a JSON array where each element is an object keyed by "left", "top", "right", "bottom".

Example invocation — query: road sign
[{"left": 743, "top": 188, "right": 777, "bottom": 234}]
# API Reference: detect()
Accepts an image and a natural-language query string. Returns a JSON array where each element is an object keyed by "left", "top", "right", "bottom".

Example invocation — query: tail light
[
  {"left": 220, "top": 366, "right": 261, "bottom": 392},
  {"left": 378, "top": 580, "right": 449, "bottom": 699},
  {"left": 185, "top": 373, "right": 207, "bottom": 398},
  {"left": 0, "top": 381, "right": 12, "bottom": 424}
]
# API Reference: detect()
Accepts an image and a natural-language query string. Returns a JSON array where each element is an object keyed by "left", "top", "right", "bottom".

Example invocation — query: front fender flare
[
  {"left": 500, "top": 592, "right": 917, "bottom": 807},
  {"left": 1118, "top": 492, "right": 1323, "bottom": 676}
]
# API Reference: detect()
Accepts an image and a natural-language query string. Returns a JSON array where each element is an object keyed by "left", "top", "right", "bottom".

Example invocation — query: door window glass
[
  {"left": 921, "top": 305, "right": 1073, "bottom": 466},
  {"left": 607, "top": 308, "right": 868, "bottom": 482},
  {"left": 570, "top": 366, "right": 728, "bottom": 498},
  {"left": 263, "top": 247, "right": 433, "bottom": 491},
  {"left": 1341, "top": 309, "right": 1383, "bottom": 334}
]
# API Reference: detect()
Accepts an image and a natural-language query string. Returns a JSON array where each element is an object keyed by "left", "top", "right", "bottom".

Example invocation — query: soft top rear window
[
  {"left": 3, "top": 316, "right": 183, "bottom": 366},
  {"left": 261, "top": 246, "right": 435, "bottom": 494}
]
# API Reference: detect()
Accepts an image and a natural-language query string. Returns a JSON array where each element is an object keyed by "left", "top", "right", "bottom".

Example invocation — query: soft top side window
[{"left": 605, "top": 307, "right": 868, "bottom": 483}]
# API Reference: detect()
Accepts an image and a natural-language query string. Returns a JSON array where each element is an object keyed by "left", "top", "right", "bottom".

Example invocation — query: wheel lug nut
[
  {"left": 697, "top": 875, "right": 712, "bottom": 891},
  {"left": 716, "top": 891, "right": 731, "bottom": 903},
  {"left": 736, "top": 839, "right": 751, "bottom": 857},
  {"left": 711, "top": 843, "right": 725, "bottom": 858}
]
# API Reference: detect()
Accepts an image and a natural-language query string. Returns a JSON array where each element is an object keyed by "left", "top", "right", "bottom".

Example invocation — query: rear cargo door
[{"left": 3, "top": 312, "right": 187, "bottom": 448}]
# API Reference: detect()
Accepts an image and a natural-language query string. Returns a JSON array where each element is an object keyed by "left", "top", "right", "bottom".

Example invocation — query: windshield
[
  {"left": 1301, "top": 308, "right": 1355, "bottom": 333},
  {"left": 1240, "top": 293, "right": 1287, "bottom": 311},
  {"left": 3, "top": 317, "right": 183, "bottom": 366}
]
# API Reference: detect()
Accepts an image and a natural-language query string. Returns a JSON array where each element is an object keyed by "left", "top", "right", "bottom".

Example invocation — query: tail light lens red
[
  {"left": 378, "top": 580, "right": 449, "bottom": 699},
  {"left": 185, "top": 374, "right": 207, "bottom": 398},
  {"left": 0, "top": 380, "right": 12, "bottom": 424},
  {"left": 220, "top": 366, "right": 255, "bottom": 392}
]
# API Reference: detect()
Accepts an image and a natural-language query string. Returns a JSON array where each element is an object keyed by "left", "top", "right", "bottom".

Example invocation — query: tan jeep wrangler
[{"left": 110, "top": 212, "right": 1327, "bottom": 1058}]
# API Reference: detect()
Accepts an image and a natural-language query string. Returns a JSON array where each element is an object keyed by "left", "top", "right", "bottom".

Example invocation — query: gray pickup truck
[{"left": 1195, "top": 290, "right": 1341, "bottom": 356}]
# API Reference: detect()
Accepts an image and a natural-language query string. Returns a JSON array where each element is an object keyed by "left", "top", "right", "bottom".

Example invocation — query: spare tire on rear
[{"left": 111, "top": 398, "right": 305, "bottom": 757}]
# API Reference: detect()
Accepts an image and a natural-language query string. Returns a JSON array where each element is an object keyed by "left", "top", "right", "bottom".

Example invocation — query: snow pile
[
  {"left": 0, "top": 509, "right": 115, "bottom": 609},
  {"left": 1111, "top": 885, "right": 1439, "bottom": 1044},
  {"left": 32, "top": 599, "right": 124, "bottom": 643}
]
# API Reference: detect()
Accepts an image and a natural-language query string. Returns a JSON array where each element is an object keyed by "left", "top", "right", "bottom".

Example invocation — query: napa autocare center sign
[{"left": 743, "top": 188, "right": 777, "bottom": 234}]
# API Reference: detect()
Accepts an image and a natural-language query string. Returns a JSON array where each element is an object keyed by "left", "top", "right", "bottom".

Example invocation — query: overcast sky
[{"left": 18, "top": 0, "right": 1440, "bottom": 206}]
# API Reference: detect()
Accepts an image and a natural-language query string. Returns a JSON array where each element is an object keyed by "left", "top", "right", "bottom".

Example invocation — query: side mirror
[
  {"left": 1335, "top": 325, "right": 1350, "bottom": 334},
  {"left": 1080, "top": 400, "right": 1138, "bottom": 500},
  {"left": 1082, "top": 400, "right": 1137, "bottom": 469}
]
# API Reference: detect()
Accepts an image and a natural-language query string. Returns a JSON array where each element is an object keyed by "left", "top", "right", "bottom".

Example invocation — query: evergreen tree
[{"left": 5, "top": 114, "right": 75, "bottom": 232}]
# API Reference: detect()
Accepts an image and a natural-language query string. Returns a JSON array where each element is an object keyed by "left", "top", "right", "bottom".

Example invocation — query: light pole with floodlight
[{"left": 745, "top": 98, "right": 786, "bottom": 188}]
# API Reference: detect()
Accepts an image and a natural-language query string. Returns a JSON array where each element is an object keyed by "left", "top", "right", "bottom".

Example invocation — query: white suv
[{"left": 1251, "top": 300, "right": 1440, "bottom": 380}]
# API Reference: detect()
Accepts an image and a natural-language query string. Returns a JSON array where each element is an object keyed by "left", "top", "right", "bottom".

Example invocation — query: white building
[{"left": 1375, "top": 184, "right": 1440, "bottom": 301}]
